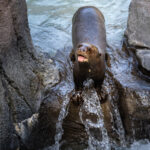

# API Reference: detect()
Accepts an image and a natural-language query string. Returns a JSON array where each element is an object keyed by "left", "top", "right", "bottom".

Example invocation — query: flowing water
[
  {"left": 79, "top": 80, "right": 110, "bottom": 150},
  {"left": 26, "top": 0, "right": 150, "bottom": 150},
  {"left": 45, "top": 95, "right": 71, "bottom": 150},
  {"left": 26, "top": 0, "right": 131, "bottom": 55}
]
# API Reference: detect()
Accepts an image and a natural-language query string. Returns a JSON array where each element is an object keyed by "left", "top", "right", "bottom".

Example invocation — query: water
[
  {"left": 26, "top": 0, "right": 131, "bottom": 56},
  {"left": 117, "top": 140, "right": 150, "bottom": 150},
  {"left": 102, "top": 77, "right": 126, "bottom": 147},
  {"left": 45, "top": 95, "right": 70, "bottom": 150},
  {"left": 126, "top": 140, "right": 150, "bottom": 150},
  {"left": 79, "top": 80, "right": 110, "bottom": 150}
]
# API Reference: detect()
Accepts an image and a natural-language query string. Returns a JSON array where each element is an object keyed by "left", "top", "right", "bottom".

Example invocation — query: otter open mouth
[{"left": 78, "top": 55, "right": 88, "bottom": 62}]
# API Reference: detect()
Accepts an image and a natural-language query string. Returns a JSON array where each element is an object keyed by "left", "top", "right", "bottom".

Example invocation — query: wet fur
[{"left": 71, "top": 6, "right": 107, "bottom": 89}]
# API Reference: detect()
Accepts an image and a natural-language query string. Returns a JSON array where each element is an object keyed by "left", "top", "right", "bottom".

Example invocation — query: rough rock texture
[
  {"left": 125, "top": 0, "right": 150, "bottom": 73},
  {"left": 136, "top": 50, "right": 150, "bottom": 72},
  {"left": 126, "top": 0, "right": 150, "bottom": 48},
  {"left": 104, "top": 43, "right": 150, "bottom": 143},
  {"left": 13, "top": 48, "right": 75, "bottom": 149},
  {"left": 122, "top": 0, "right": 150, "bottom": 141},
  {"left": 0, "top": 0, "right": 59, "bottom": 149},
  {"left": 0, "top": 77, "right": 19, "bottom": 150},
  {"left": 14, "top": 91, "right": 62, "bottom": 150}
]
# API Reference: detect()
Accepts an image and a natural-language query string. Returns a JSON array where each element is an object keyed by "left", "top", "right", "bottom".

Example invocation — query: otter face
[
  {"left": 75, "top": 43, "right": 101, "bottom": 63},
  {"left": 72, "top": 43, "right": 105, "bottom": 89}
]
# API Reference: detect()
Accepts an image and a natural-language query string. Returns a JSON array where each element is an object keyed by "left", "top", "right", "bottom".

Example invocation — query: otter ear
[{"left": 70, "top": 49, "right": 76, "bottom": 62}]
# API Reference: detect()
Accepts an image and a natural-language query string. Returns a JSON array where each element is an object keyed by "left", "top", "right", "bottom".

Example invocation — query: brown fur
[{"left": 70, "top": 6, "right": 106, "bottom": 89}]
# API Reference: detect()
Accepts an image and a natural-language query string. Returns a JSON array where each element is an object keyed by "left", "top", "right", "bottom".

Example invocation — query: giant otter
[{"left": 70, "top": 6, "right": 106, "bottom": 89}]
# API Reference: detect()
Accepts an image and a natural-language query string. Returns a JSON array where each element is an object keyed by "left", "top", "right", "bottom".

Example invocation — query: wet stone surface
[{"left": 125, "top": 0, "right": 150, "bottom": 74}]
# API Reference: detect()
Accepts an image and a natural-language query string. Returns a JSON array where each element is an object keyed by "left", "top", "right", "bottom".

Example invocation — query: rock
[
  {"left": 0, "top": 77, "right": 19, "bottom": 150},
  {"left": 0, "top": 0, "right": 59, "bottom": 149},
  {"left": 136, "top": 49, "right": 150, "bottom": 72},
  {"left": 14, "top": 90, "right": 64, "bottom": 150},
  {"left": 123, "top": 0, "right": 150, "bottom": 140},
  {"left": 120, "top": 0, "right": 150, "bottom": 139},
  {"left": 126, "top": 0, "right": 150, "bottom": 48},
  {"left": 122, "top": 0, "right": 150, "bottom": 141},
  {"left": 14, "top": 113, "right": 39, "bottom": 148},
  {"left": 106, "top": 42, "right": 150, "bottom": 142},
  {"left": 125, "top": 0, "right": 150, "bottom": 74},
  {"left": 117, "top": 80, "right": 150, "bottom": 140},
  {"left": 61, "top": 93, "right": 88, "bottom": 150}
]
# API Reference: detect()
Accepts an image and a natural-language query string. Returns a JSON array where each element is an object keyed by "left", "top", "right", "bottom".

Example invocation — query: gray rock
[
  {"left": 0, "top": 77, "right": 19, "bottom": 150},
  {"left": 107, "top": 40, "right": 150, "bottom": 141},
  {"left": 14, "top": 113, "right": 39, "bottom": 145},
  {"left": 125, "top": 0, "right": 150, "bottom": 74},
  {"left": 117, "top": 81, "right": 150, "bottom": 140},
  {"left": 14, "top": 91, "right": 64, "bottom": 150},
  {"left": 126, "top": 0, "right": 150, "bottom": 48},
  {"left": 102, "top": 0, "right": 150, "bottom": 141},
  {"left": 121, "top": 0, "right": 150, "bottom": 136},
  {"left": 0, "top": 0, "right": 59, "bottom": 149},
  {"left": 136, "top": 49, "right": 150, "bottom": 71}
]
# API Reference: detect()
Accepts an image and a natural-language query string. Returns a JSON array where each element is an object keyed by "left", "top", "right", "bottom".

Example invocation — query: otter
[{"left": 70, "top": 6, "right": 106, "bottom": 89}]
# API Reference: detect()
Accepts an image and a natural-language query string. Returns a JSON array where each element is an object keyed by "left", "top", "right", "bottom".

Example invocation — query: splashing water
[
  {"left": 101, "top": 75, "right": 127, "bottom": 147},
  {"left": 110, "top": 100, "right": 126, "bottom": 147},
  {"left": 54, "top": 95, "right": 70, "bottom": 150},
  {"left": 79, "top": 80, "right": 110, "bottom": 150},
  {"left": 44, "top": 94, "right": 70, "bottom": 150}
]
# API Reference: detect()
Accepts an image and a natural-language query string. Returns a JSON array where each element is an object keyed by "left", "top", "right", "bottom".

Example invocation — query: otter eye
[
  {"left": 97, "top": 53, "right": 102, "bottom": 57},
  {"left": 97, "top": 53, "right": 101, "bottom": 58},
  {"left": 88, "top": 47, "right": 91, "bottom": 51},
  {"left": 78, "top": 44, "right": 82, "bottom": 48}
]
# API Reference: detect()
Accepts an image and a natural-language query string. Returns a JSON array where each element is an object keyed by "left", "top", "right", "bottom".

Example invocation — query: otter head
[
  {"left": 70, "top": 43, "right": 105, "bottom": 89},
  {"left": 75, "top": 43, "right": 101, "bottom": 64}
]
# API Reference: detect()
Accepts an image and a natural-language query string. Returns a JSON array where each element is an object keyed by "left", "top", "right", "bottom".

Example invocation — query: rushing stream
[{"left": 25, "top": 0, "right": 150, "bottom": 150}]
